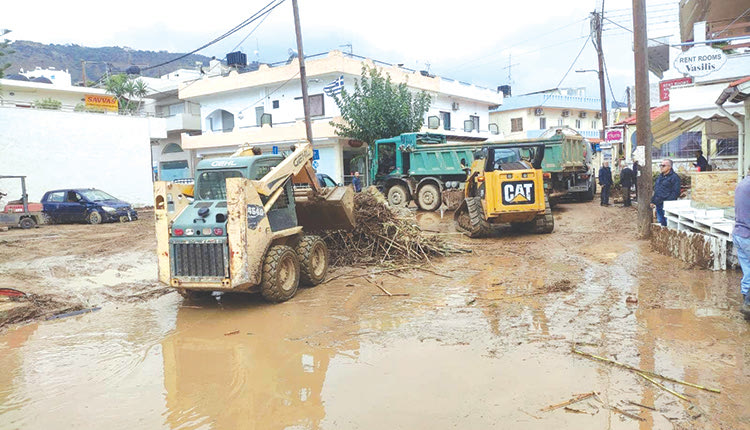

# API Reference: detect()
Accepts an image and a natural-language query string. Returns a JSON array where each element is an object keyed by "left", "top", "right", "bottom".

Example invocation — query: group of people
[{"left": 597, "top": 159, "right": 680, "bottom": 227}]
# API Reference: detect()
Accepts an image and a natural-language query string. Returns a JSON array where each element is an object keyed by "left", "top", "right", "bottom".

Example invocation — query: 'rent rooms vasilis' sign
[{"left": 673, "top": 45, "right": 727, "bottom": 77}]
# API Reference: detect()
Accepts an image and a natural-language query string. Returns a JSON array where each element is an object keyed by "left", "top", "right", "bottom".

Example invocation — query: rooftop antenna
[
  {"left": 502, "top": 53, "right": 520, "bottom": 85},
  {"left": 339, "top": 43, "right": 353, "bottom": 55}
]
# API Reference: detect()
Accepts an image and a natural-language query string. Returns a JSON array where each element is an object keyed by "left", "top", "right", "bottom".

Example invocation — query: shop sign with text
[
  {"left": 673, "top": 45, "right": 726, "bottom": 77},
  {"left": 659, "top": 77, "right": 693, "bottom": 101},
  {"left": 85, "top": 94, "right": 118, "bottom": 112}
]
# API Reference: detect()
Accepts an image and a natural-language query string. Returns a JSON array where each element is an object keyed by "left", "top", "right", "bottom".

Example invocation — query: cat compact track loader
[
  {"left": 454, "top": 142, "right": 554, "bottom": 238},
  {"left": 153, "top": 141, "right": 355, "bottom": 303}
]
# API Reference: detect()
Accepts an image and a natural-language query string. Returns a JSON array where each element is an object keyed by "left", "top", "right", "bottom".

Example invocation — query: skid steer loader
[
  {"left": 153, "top": 141, "right": 355, "bottom": 302},
  {"left": 454, "top": 142, "right": 554, "bottom": 238}
]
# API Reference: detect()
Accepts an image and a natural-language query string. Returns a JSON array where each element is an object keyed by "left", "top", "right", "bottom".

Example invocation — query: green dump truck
[
  {"left": 371, "top": 130, "right": 594, "bottom": 210},
  {"left": 493, "top": 130, "right": 596, "bottom": 204},
  {"left": 371, "top": 133, "right": 482, "bottom": 210}
]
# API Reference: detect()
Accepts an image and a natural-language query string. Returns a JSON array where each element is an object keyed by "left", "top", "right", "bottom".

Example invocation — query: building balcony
[
  {"left": 181, "top": 117, "right": 340, "bottom": 150},
  {"left": 164, "top": 112, "right": 201, "bottom": 132}
]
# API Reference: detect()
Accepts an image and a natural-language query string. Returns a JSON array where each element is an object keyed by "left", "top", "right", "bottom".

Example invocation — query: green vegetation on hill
[{"left": 5, "top": 40, "right": 213, "bottom": 84}]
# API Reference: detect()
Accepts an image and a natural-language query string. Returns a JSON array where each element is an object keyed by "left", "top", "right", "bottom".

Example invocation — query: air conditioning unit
[
  {"left": 595, "top": 112, "right": 602, "bottom": 119},
  {"left": 561, "top": 110, "right": 570, "bottom": 117},
  {"left": 534, "top": 108, "right": 544, "bottom": 116},
  {"left": 579, "top": 111, "right": 588, "bottom": 118},
  {"left": 451, "top": 102, "right": 460, "bottom": 111}
]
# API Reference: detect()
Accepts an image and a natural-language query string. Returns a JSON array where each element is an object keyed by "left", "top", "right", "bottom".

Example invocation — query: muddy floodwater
[{"left": 1, "top": 203, "right": 748, "bottom": 429}]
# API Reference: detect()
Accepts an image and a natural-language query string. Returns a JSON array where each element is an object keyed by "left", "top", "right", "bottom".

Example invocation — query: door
[{"left": 60, "top": 190, "right": 87, "bottom": 222}]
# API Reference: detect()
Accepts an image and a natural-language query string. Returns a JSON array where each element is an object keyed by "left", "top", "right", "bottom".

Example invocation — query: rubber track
[{"left": 456, "top": 197, "right": 491, "bottom": 238}]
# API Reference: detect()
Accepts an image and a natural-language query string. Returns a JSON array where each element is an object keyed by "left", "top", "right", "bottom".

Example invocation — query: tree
[
  {"left": 103, "top": 73, "right": 149, "bottom": 114},
  {"left": 0, "top": 29, "right": 12, "bottom": 79},
  {"left": 331, "top": 65, "right": 431, "bottom": 146}
]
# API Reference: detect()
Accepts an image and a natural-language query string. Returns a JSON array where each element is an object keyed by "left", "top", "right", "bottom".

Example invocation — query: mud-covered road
[{"left": 0, "top": 202, "right": 748, "bottom": 429}]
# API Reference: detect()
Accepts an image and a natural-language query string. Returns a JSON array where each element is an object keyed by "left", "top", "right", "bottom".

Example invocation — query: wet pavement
[{"left": 1, "top": 202, "right": 748, "bottom": 429}]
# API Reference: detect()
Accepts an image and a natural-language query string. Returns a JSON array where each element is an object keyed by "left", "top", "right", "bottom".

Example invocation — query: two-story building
[
  {"left": 176, "top": 50, "right": 503, "bottom": 184},
  {"left": 489, "top": 88, "right": 603, "bottom": 141}
]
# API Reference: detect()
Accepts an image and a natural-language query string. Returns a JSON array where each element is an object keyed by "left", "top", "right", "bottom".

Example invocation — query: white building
[
  {"left": 489, "top": 88, "right": 603, "bottom": 140},
  {"left": 0, "top": 69, "right": 165, "bottom": 205},
  {"left": 175, "top": 50, "right": 504, "bottom": 184}
]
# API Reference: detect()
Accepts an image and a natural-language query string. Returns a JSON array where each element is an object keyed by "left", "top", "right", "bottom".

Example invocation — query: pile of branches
[{"left": 323, "top": 187, "right": 466, "bottom": 266}]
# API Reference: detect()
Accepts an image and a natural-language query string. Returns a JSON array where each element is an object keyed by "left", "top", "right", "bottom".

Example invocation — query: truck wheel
[
  {"left": 417, "top": 183, "right": 441, "bottom": 211},
  {"left": 296, "top": 235, "right": 328, "bottom": 287},
  {"left": 19, "top": 218, "right": 36, "bottom": 229},
  {"left": 260, "top": 245, "right": 300, "bottom": 302},
  {"left": 87, "top": 211, "right": 102, "bottom": 225},
  {"left": 584, "top": 180, "right": 596, "bottom": 201},
  {"left": 387, "top": 185, "right": 409, "bottom": 208}
]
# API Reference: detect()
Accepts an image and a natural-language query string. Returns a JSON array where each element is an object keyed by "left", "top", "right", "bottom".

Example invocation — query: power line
[
  {"left": 602, "top": 16, "right": 677, "bottom": 48},
  {"left": 229, "top": 8, "right": 274, "bottom": 54},
  {"left": 540, "top": 35, "right": 591, "bottom": 107},
  {"left": 142, "top": 0, "right": 286, "bottom": 71}
]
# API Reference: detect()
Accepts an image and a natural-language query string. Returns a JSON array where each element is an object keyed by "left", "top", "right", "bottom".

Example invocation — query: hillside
[{"left": 5, "top": 40, "right": 213, "bottom": 83}]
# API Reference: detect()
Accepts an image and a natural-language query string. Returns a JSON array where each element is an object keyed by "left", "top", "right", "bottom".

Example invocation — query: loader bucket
[{"left": 294, "top": 185, "right": 356, "bottom": 231}]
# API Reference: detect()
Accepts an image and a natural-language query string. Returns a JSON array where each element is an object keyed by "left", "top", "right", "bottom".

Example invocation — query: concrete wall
[
  {"left": 651, "top": 224, "right": 728, "bottom": 270},
  {"left": 0, "top": 108, "right": 155, "bottom": 206},
  {"left": 690, "top": 171, "right": 737, "bottom": 208}
]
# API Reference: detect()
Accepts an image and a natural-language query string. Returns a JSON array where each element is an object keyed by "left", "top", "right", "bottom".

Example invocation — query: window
[
  {"left": 575, "top": 119, "right": 581, "bottom": 129},
  {"left": 310, "top": 94, "right": 324, "bottom": 116},
  {"left": 168, "top": 103, "right": 184, "bottom": 116},
  {"left": 716, "top": 138, "right": 738, "bottom": 156},
  {"left": 255, "top": 106, "right": 264, "bottom": 126},
  {"left": 196, "top": 170, "right": 244, "bottom": 200},
  {"left": 652, "top": 131, "right": 702, "bottom": 159},
  {"left": 46, "top": 191, "right": 65, "bottom": 203},
  {"left": 440, "top": 111, "right": 451, "bottom": 130},
  {"left": 80, "top": 189, "right": 116, "bottom": 201},
  {"left": 272, "top": 100, "right": 280, "bottom": 109},
  {"left": 539, "top": 117, "right": 546, "bottom": 129},
  {"left": 591, "top": 120, "right": 598, "bottom": 129},
  {"left": 162, "top": 143, "right": 184, "bottom": 154},
  {"left": 470, "top": 115, "right": 480, "bottom": 132},
  {"left": 511, "top": 117, "right": 523, "bottom": 132},
  {"left": 557, "top": 118, "right": 564, "bottom": 126}
]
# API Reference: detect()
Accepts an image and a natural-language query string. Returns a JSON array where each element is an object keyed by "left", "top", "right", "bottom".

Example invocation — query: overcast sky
[{"left": 4, "top": 0, "right": 683, "bottom": 104}]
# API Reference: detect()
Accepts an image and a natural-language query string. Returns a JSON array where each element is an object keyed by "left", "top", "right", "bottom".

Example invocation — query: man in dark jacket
[
  {"left": 650, "top": 159, "right": 681, "bottom": 226},
  {"left": 598, "top": 161, "right": 613, "bottom": 206},
  {"left": 619, "top": 161, "right": 634, "bottom": 207}
]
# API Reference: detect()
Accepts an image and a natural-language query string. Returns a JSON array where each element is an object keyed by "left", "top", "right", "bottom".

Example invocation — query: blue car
[{"left": 41, "top": 188, "right": 138, "bottom": 224}]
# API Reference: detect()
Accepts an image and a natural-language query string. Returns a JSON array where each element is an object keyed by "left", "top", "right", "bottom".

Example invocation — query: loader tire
[
  {"left": 454, "top": 197, "right": 491, "bottom": 238},
  {"left": 417, "top": 183, "right": 441, "bottom": 212},
  {"left": 260, "top": 245, "right": 300, "bottom": 302},
  {"left": 387, "top": 184, "right": 409, "bottom": 208},
  {"left": 296, "top": 235, "right": 328, "bottom": 287}
]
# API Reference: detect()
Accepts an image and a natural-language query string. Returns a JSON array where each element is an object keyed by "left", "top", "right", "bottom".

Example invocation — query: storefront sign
[
  {"left": 605, "top": 128, "right": 624, "bottom": 144},
  {"left": 659, "top": 77, "right": 693, "bottom": 101},
  {"left": 673, "top": 45, "right": 727, "bottom": 77},
  {"left": 84, "top": 94, "right": 118, "bottom": 112}
]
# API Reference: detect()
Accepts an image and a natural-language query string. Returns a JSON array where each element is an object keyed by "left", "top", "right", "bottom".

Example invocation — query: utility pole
[
  {"left": 81, "top": 60, "right": 87, "bottom": 87},
  {"left": 591, "top": 10, "right": 608, "bottom": 142},
  {"left": 633, "top": 0, "right": 654, "bottom": 238},
  {"left": 626, "top": 86, "right": 632, "bottom": 117},
  {"left": 292, "top": 0, "right": 313, "bottom": 146}
]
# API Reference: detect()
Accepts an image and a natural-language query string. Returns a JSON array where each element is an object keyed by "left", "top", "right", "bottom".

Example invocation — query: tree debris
[
  {"left": 540, "top": 392, "right": 596, "bottom": 412},
  {"left": 323, "top": 188, "right": 469, "bottom": 266}
]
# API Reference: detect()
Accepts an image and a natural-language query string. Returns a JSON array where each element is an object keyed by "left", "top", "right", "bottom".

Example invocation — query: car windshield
[
  {"left": 80, "top": 190, "right": 118, "bottom": 201},
  {"left": 196, "top": 170, "right": 243, "bottom": 200}
]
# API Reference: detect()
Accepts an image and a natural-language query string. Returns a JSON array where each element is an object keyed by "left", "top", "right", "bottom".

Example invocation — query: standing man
[
  {"left": 650, "top": 159, "right": 681, "bottom": 226},
  {"left": 733, "top": 172, "right": 750, "bottom": 317},
  {"left": 694, "top": 150, "right": 709, "bottom": 172},
  {"left": 351, "top": 171, "right": 362, "bottom": 193},
  {"left": 619, "top": 161, "right": 634, "bottom": 207},
  {"left": 598, "top": 161, "right": 613, "bottom": 206}
]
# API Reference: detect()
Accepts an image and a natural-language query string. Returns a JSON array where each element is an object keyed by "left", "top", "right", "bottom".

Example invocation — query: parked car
[
  {"left": 41, "top": 188, "right": 138, "bottom": 224},
  {"left": 316, "top": 173, "right": 340, "bottom": 188}
]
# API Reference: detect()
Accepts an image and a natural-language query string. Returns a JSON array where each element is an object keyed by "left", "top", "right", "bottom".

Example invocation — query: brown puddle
[{"left": 1, "top": 202, "right": 748, "bottom": 429}]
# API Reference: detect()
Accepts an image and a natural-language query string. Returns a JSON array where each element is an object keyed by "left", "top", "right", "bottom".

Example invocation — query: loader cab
[{"left": 173, "top": 155, "right": 297, "bottom": 238}]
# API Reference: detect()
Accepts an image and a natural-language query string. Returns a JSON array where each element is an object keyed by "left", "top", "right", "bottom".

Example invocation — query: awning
[
  {"left": 651, "top": 106, "right": 703, "bottom": 147},
  {"left": 670, "top": 82, "right": 744, "bottom": 121}
]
